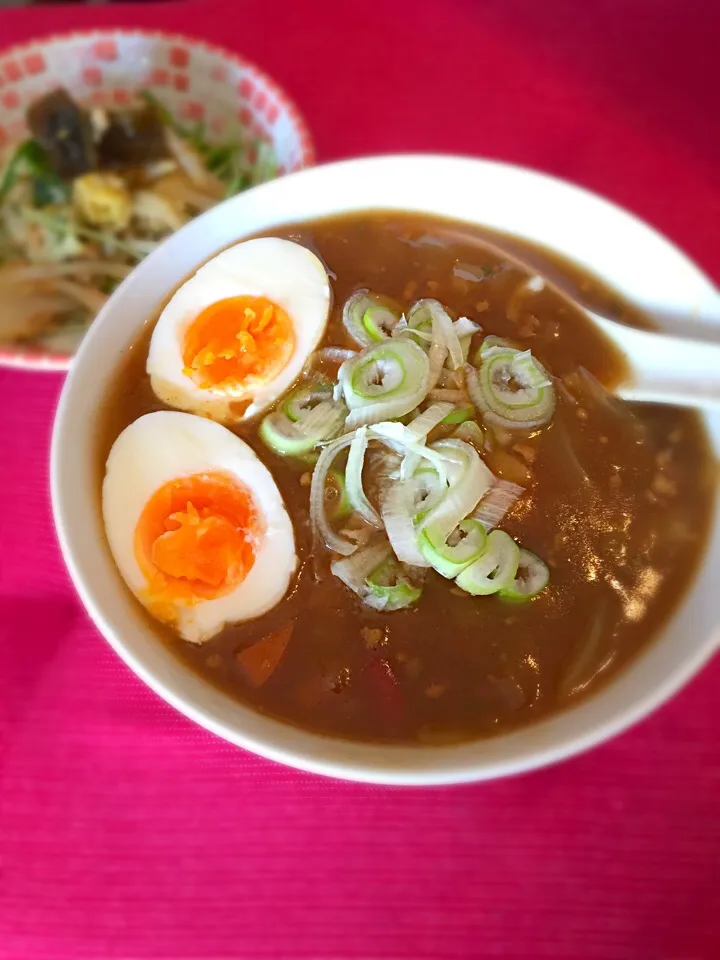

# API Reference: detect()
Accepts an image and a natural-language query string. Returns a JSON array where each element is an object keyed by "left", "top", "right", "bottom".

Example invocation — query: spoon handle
[{"left": 591, "top": 315, "right": 720, "bottom": 409}]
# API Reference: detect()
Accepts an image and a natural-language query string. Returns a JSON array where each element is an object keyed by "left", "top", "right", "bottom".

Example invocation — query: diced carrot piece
[{"left": 236, "top": 622, "right": 294, "bottom": 686}]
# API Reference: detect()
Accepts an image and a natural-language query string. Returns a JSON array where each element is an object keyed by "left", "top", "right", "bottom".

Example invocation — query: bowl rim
[
  {"left": 51, "top": 153, "right": 720, "bottom": 785},
  {"left": 0, "top": 26, "right": 316, "bottom": 374}
]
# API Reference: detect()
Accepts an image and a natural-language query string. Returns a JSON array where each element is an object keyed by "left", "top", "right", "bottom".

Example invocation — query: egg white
[
  {"left": 147, "top": 237, "right": 331, "bottom": 423},
  {"left": 102, "top": 410, "right": 297, "bottom": 644}
]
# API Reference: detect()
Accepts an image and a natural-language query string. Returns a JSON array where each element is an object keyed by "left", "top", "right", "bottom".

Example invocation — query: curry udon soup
[{"left": 100, "top": 212, "right": 715, "bottom": 745}]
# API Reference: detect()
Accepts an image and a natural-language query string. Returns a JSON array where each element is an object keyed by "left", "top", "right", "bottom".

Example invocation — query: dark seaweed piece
[
  {"left": 97, "top": 105, "right": 169, "bottom": 168},
  {"left": 27, "top": 88, "right": 96, "bottom": 178}
]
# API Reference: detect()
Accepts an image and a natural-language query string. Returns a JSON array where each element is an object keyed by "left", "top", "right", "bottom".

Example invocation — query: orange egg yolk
[
  {"left": 134, "top": 472, "right": 263, "bottom": 621},
  {"left": 182, "top": 295, "right": 295, "bottom": 392}
]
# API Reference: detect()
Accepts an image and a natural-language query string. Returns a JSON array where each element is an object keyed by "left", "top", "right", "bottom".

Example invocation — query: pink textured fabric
[{"left": 1, "top": 2, "right": 720, "bottom": 957}]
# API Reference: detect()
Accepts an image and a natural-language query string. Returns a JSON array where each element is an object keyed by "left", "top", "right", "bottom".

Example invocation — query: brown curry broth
[{"left": 101, "top": 212, "right": 715, "bottom": 745}]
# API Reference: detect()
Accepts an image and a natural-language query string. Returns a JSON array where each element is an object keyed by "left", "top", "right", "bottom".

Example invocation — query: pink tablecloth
[{"left": 1, "top": 1, "right": 719, "bottom": 957}]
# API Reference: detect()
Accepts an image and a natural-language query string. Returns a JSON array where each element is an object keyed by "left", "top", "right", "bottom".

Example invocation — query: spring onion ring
[
  {"left": 343, "top": 290, "right": 402, "bottom": 346},
  {"left": 465, "top": 342, "right": 555, "bottom": 429},
  {"left": 259, "top": 399, "right": 345, "bottom": 458},
  {"left": 282, "top": 379, "right": 333, "bottom": 422},
  {"left": 419, "top": 518, "right": 488, "bottom": 579},
  {"left": 455, "top": 530, "right": 520, "bottom": 595},
  {"left": 499, "top": 548, "right": 550, "bottom": 601},
  {"left": 340, "top": 339, "right": 430, "bottom": 429},
  {"left": 473, "top": 335, "right": 514, "bottom": 366},
  {"left": 365, "top": 558, "right": 423, "bottom": 611}
]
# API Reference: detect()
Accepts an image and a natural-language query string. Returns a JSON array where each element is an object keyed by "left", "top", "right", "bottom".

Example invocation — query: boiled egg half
[
  {"left": 102, "top": 411, "right": 297, "bottom": 643},
  {"left": 147, "top": 237, "right": 331, "bottom": 423}
]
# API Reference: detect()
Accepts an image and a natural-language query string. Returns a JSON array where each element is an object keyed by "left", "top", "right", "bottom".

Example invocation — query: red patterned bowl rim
[{"left": 0, "top": 27, "right": 316, "bottom": 374}]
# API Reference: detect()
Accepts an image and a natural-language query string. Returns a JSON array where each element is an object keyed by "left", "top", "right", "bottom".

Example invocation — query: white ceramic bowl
[
  {"left": 51, "top": 156, "right": 720, "bottom": 785},
  {"left": 0, "top": 28, "right": 314, "bottom": 371}
]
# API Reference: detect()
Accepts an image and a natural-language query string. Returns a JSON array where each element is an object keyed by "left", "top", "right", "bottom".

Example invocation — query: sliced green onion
[
  {"left": 499, "top": 548, "right": 550, "bottom": 601},
  {"left": 325, "top": 469, "right": 352, "bottom": 522},
  {"left": 346, "top": 426, "right": 383, "bottom": 528},
  {"left": 363, "top": 304, "right": 401, "bottom": 341},
  {"left": 465, "top": 343, "right": 555, "bottom": 430},
  {"left": 343, "top": 290, "right": 402, "bottom": 346},
  {"left": 259, "top": 400, "right": 345, "bottom": 458},
  {"left": 453, "top": 420, "right": 484, "bottom": 449},
  {"left": 332, "top": 539, "right": 392, "bottom": 592},
  {"left": 442, "top": 405, "right": 475, "bottom": 425},
  {"left": 404, "top": 299, "right": 434, "bottom": 344},
  {"left": 456, "top": 530, "right": 520, "bottom": 596},
  {"left": 407, "top": 402, "right": 454, "bottom": 440},
  {"left": 409, "top": 462, "right": 447, "bottom": 523},
  {"left": 381, "top": 477, "right": 429, "bottom": 567},
  {"left": 472, "top": 479, "right": 524, "bottom": 530},
  {"left": 282, "top": 379, "right": 333, "bottom": 422},
  {"left": 430, "top": 300, "right": 464, "bottom": 369},
  {"left": 419, "top": 518, "right": 487, "bottom": 579},
  {"left": 310, "top": 434, "right": 357, "bottom": 555},
  {"left": 331, "top": 541, "right": 423, "bottom": 611},
  {"left": 350, "top": 347, "right": 405, "bottom": 400},
  {"left": 453, "top": 316, "right": 481, "bottom": 362},
  {"left": 407, "top": 299, "right": 462, "bottom": 363},
  {"left": 365, "top": 559, "right": 423, "bottom": 611},
  {"left": 404, "top": 300, "right": 443, "bottom": 390},
  {"left": 369, "top": 421, "right": 452, "bottom": 484},
  {"left": 419, "top": 438, "right": 494, "bottom": 542},
  {"left": 454, "top": 317, "right": 482, "bottom": 338},
  {"left": 473, "top": 335, "right": 514, "bottom": 366},
  {"left": 406, "top": 298, "right": 464, "bottom": 386},
  {"left": 340, "top": 339, "right": 429, "bottom": 429}
]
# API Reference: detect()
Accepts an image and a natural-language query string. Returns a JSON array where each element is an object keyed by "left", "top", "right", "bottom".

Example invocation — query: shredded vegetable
[{"left": 0, "top": 86, "right": 278, "bottom": 352}]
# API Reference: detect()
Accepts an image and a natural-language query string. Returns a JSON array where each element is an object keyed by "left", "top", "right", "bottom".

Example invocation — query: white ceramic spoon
[
  {"left": 481, "top": 236, "right": 720, "bottom": 410},
  {"left": 585, "top": 311, "right": 720, "bottom": 409}
]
